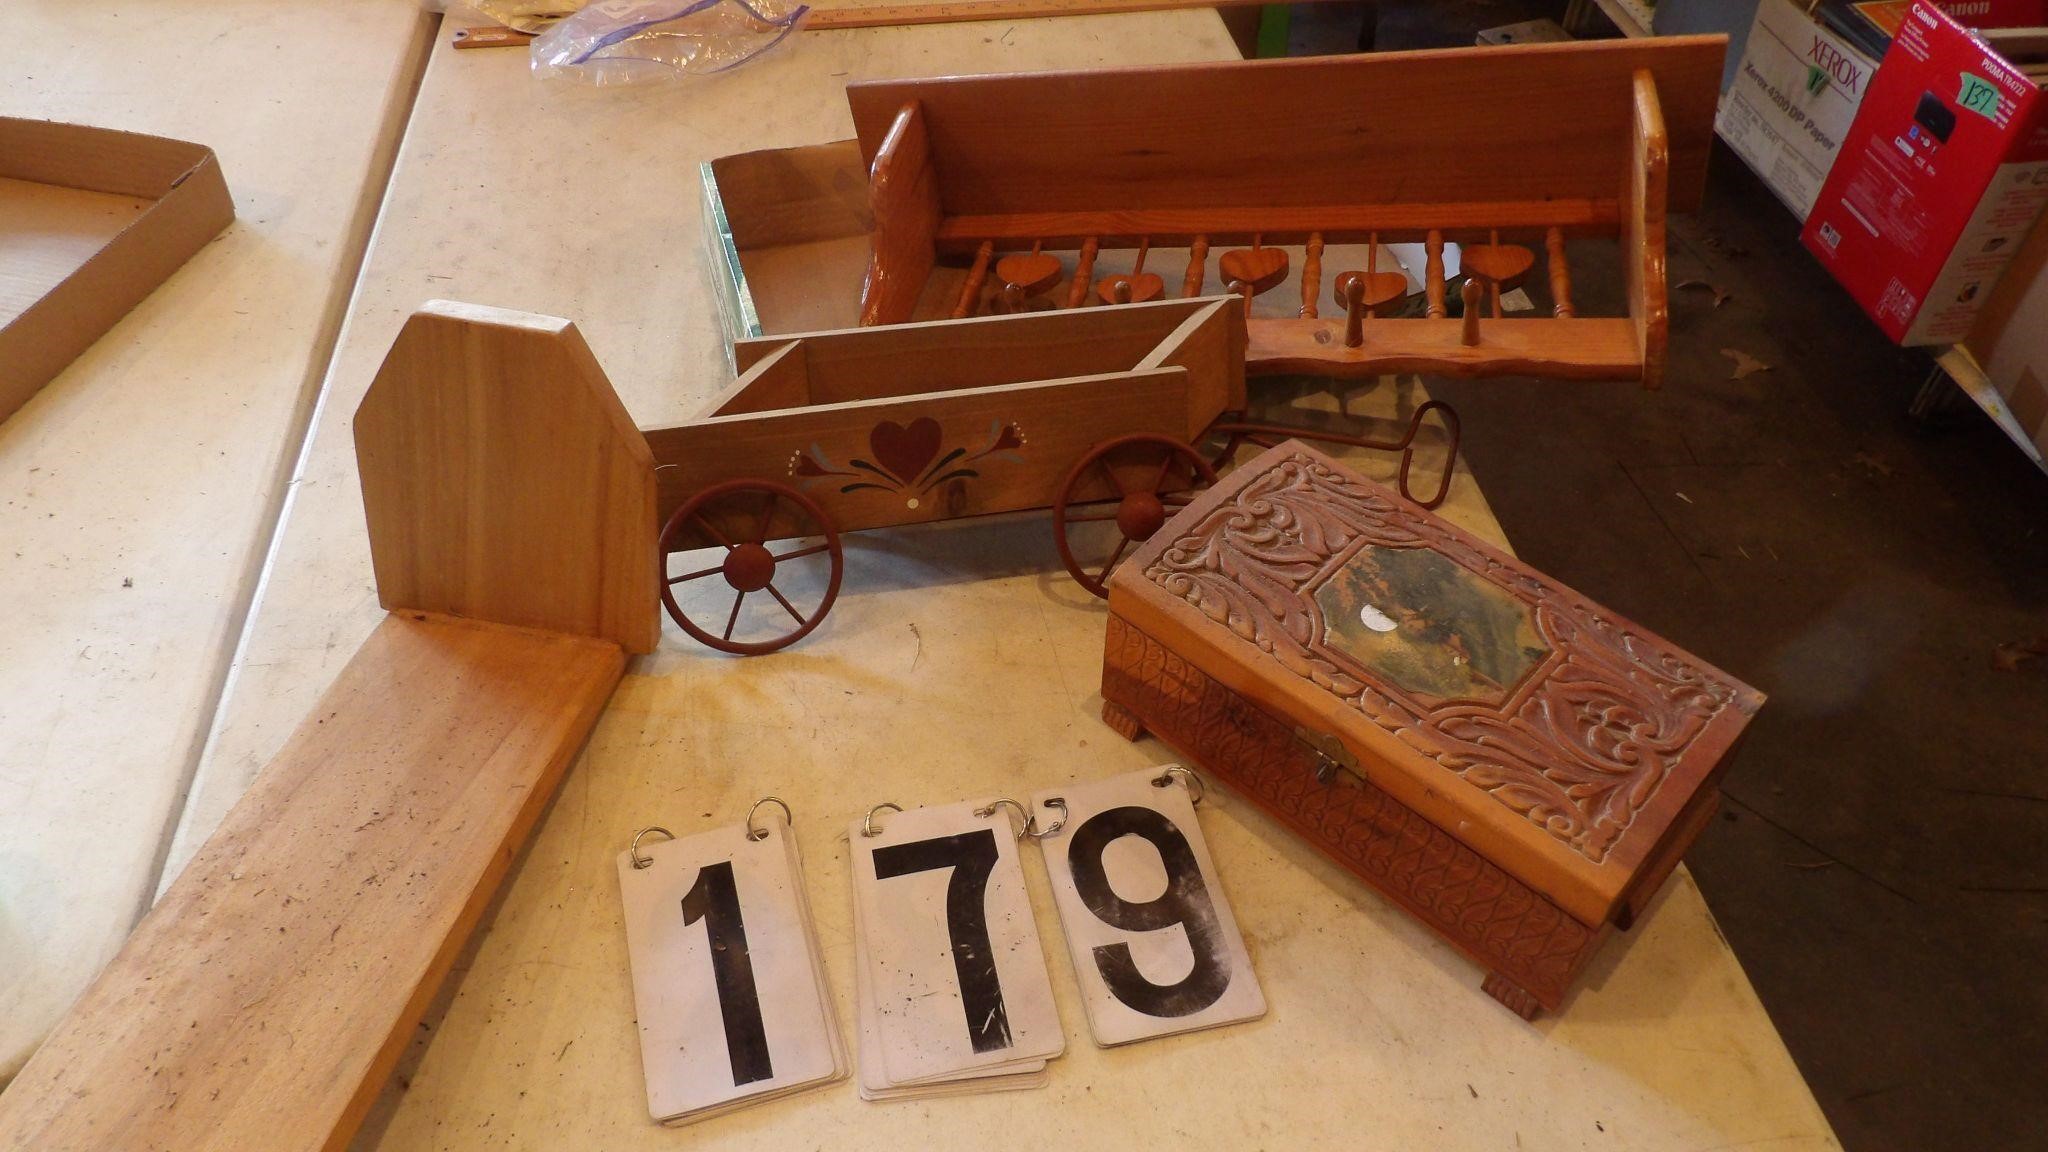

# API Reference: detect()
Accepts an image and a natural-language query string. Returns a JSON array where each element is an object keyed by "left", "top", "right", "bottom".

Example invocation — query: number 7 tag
[{"left": 1031, "top": 766, "right": 1265, "bottom": 1046}]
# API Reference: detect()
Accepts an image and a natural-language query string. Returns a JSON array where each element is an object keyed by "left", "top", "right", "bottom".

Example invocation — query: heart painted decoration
[
  {"left": 869, "top": 417, "right": 943, "bottom": 484},
  {"left": 1335, "top": 270, "right": 1412, "bottom": 311},
  {"left": 1095, "top": 272, "right": 1165, "bottom": 304},
  {"left": 1219, "top": 246, "right": 1289, "bottom": 294},
  {"left": 995, "top": 252, "right": 1063, "bottom": 296},
  {"left": 1460, "top": 244, "right": 1535, "bottom": 287}
]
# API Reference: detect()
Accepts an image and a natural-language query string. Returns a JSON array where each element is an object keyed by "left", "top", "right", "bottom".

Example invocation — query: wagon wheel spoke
[
  {"left": 764, "top": 581, "right": 806, "bottom": 624},
  {"left": 723, "top": 590, "right": 747, "bottom": 642},
  {"left": 754, "top": 491, "right": 781, "bottom": 545},
  {"left": 668, "top": 562, "right": 726, "bottom": 585},
  {"left": 1095, "top": 457, "right": 1132, "bottom": 498},
  {"left": 1095, "top": 535, "right": 1133, "bottom": 585},
  {"left": 774, "top": 541, "right": 832, "bottom": 562},
  {"left": 1148, "top": 450, "right": 1177, "bottom": 494},
  {"left": 691, "top": 513, "right": 737, "bottom": 551}
]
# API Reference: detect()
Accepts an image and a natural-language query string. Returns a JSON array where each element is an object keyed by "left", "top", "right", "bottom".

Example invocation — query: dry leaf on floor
[
  {"left": 1992, "top": 637, "right": 2048, "bottom": 673},
  {"left": 1722, "top": 347, "right": 1772, "bottom": 380},
  {"left": 1853, "top": 451, "right": 1895, "bottom": 478},
  {"left": 1678, "top": 279, "right": 1733, "bottom": 308}
]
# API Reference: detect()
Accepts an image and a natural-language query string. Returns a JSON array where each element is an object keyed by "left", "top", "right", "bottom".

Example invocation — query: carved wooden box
[{"left": 1099, "top": 442, "right": 1763, "bottom": 1018}]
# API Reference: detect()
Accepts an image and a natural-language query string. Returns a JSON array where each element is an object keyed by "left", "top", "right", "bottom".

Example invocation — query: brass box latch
[{"left": 1294, "top": 726, "right": 1362, "bottom": 786}]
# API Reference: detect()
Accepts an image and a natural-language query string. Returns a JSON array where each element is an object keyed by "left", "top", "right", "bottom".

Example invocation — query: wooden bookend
[
  {"left": 0, "top": 301, "right": 656, "bottom": 1152},
  {"left": 1623, "top": 69, "right": 1670, "bottom": 390},
  {"left": 858, "top": 101, "right": 942, "bottom": 326},
  {"left": 354, "top": 300, "right": 660, "bottom": 654}
]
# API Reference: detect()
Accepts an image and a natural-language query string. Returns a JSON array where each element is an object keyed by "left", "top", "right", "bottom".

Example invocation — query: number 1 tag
[
  {"left": 1032, "top": 766, "right": 1265, "bottom": 1046},
  {"left": 850, "top": 799, "right": 1064, "bottom": 1088},
  {"left": 617, "top": 816, "right": 844, "bottom": 1124}
]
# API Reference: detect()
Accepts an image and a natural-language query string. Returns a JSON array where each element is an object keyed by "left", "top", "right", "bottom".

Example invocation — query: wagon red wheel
[
  {"left": 659, "top": 479, "right": 844, "bottom": 656},
  {"left": 1053, "top": 434, "right": 1218, "bottom": 599}
]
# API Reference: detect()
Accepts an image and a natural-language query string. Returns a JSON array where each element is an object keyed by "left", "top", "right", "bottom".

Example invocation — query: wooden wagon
[
  {"left": 365, "top": 299, "right": 1457, "bottom": 656},
  {"left": 701, "top": 36, "right": 1725, "bottom": 388}
]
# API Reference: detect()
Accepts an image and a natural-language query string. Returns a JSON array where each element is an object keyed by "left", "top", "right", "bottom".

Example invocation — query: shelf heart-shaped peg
[
  {"left": 1459, "top": 242, "right": 1535, "bottom": 289},
  {"left": 1333, "top": 270, "right": 1410, "bottom": 313},
  {"left": 1096, "top": 237, "right": 1164, "bottom": 304},
  {"left": 1218, "top": 235, "right": 1288, "bottom": 295},
  {"left": 995, "top": 240, "right": 1063, "bottom": 297}
]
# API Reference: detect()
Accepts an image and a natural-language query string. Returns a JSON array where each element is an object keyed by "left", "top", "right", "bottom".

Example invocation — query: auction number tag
[
  {"left": 849, "top": 799, "right": 1064, "bottom": 1085},
  {"left": 1032, "top": 766, "right": 1265, "bottom": 1046},
  {"left": 616, "top": 819, "right": 841, "bottom": 1123}
]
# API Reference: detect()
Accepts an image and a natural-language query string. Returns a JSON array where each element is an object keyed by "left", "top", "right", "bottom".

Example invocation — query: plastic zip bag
[{"left": 531, "top": 0, "right": 809, "bottom": 85}]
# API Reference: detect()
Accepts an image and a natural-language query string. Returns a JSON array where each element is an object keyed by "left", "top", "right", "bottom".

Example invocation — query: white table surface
[
  {"left": 0, "top": 0, "right": 432, "bottom": 1081},
  {"left": 17, "top": 5, "right": 1842, "bottom": 1149}
]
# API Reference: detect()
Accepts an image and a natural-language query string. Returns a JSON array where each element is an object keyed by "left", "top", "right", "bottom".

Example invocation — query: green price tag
[
  {"left": 1806, "top": 65, "right": 1827, "bottom": 96},
  {"left": 1958, "top": 73, "right": 2002, "bottom": 121}
]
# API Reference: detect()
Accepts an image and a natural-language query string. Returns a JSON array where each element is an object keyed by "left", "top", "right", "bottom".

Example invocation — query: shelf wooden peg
[
  {"left": 1219, "top": 232, "right": 1288, "bottom": 295},
  {"left": 1300, "top": 232, "right": 1324, "bottom": 319},
  {"left": 1425, "top": 230, "right": 1447, "bottom": 318},
  {"left": 1182, "top": 235, "right": 1208, "bottom": 298},
  {"left": 1546, "top": 226, "right": 1574, "bottom": 318},
  {"left": 1067, "top": 237, "right": 1099, "bottom": 309},
  {"left": 1097, "top": 236, "right": 1164, "bottom": 304},
  {"left": 1460, "top": 278, "right": 1484, "bottom": 347},
  {"left": 953, "top": 239, "right": 995, "bottom": 318},
  {"left": 1342, "top": 275, "right": 1365, "bottom": 349}
]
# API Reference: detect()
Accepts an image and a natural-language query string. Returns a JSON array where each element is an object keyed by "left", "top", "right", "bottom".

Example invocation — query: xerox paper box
[
  {"left": 1719, "top": 0, "right": 1879, "bottom": 219},
  {"left": 1801, "top": 0, "right": 2048, "bottom": 344}
]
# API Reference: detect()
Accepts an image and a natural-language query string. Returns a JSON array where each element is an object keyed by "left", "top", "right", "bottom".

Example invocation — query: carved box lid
[{"left": 1106, "top": 442, "right": 1765, "bottom": 927}]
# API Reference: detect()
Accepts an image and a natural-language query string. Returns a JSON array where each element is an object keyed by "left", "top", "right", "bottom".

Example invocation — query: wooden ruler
[{"left": 453, "top": 0, "right": 1303, "bottom": 47}]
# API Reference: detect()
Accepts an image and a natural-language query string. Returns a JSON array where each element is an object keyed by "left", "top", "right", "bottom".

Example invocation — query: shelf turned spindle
[
  {"left": 1425, "top": 230, "right": 1447, "bottom": 318},
  {"left": 1546, "top": 227, "right": 1574, "bottom": 318},
  {"left": 1182, "top": 235, "right": 1209, "bottom": 298},
  {"left": 1067, "top": 237, "right": 1099, "bottom": 310},
  {"left": 1300, "top": 232, "right": 1324, "bottom": 319},
  {"left": 954, "top": 240, "right": 995, "bottom": 319}
]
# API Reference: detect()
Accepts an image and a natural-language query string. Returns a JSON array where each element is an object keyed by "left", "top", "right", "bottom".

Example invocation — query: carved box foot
[
  {"left": 1101, "top": 699, "right": 1147, "bottom": 741},
  {"left": 1481, "top": 972, "right": 1544, "bottom": 1021}
]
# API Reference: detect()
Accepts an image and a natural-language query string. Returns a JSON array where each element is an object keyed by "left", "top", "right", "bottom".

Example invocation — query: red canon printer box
[{"left": 1803, "top": 0, "right": 2048, "bottom": 344}]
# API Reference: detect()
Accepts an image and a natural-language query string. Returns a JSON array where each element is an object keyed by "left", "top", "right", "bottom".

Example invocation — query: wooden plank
[
  {"left": 847, "top": 38, "right": 1726, "bottom": 218},
  {"left": 932, "top": 200, "right": 1623, "bottom": 249},
  {"left": 730, "top": 295, "right": 1217, "bottom": 408},
  {"left": 806, "top": 0, "right": 1335, "bottom": 32},
  {"left": 1623, "top": 69, "right": 1669, "bottom": 390},
  {"left": 354, "top": 302, "right": 661, "bottom": 654},
  {"left": 705, "top": 338, "right": 810, "bottom": 417},
  {"left": 709, "top": 141, "right": 871, "bottom": 251},
  {"left": 859, "top": 102, "right": 942, "bottom": 326},
  {"left": 645, "top": 368, "right": 1193, "bottom": 532},
  {"left": 0, "top": 612, "right": 625, "bottom": 1152},
  {"left": 1136, "top": 296, "right": 1247, "bottom": 435},
  {"left": 1245, "top": 316, "right": 1644, "bottom": 380}
]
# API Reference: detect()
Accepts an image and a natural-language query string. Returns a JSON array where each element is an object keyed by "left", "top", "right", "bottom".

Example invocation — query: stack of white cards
[
  {"left": 1032, "top": 766, "right": 1265, "bottom": 1047},
  {"left": 616, "top": 813, "right": 846, "bottom": 1125},
  {"left": 847, "top": 799, "right": 1066, "bottom": 1100}
]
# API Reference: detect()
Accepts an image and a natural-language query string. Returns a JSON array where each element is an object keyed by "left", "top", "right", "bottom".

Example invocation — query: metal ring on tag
[
  {"left": 1032, "top": 797, "right": 1069, "bottom": 839},
  {"left": 1151, "top": 764, "right": 1205, "bottom": 806},
  {"left": 629, "top": 826, "right": 676, "bottom": 869},
  {"left": 746, "top": 796, "right": 794, "bottom": 841},
  {"left": 974, "top": 797, "right": 1032, "bottom": 838},
  {"left": 861, "top": 802, "right": 903, "bottom": 838}
]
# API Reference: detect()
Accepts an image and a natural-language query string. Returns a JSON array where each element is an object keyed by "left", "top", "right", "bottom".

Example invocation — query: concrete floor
[{"left": 1292, "top": 3, "right": 2048, "bottom": 1149}]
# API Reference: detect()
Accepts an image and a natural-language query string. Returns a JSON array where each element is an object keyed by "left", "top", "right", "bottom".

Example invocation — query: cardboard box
[
  {"left": 1718, "top": 0, "right": 1880, "bottom": 218},
  {"left": 1, "top": 118, "right": 234, "bottom": 422},
  {"left": 1965, "top": 212, "right": 2048, "bottom": 461},
  {"left": 1802, "top": 1, "right": 2048, "bottom": 345}
]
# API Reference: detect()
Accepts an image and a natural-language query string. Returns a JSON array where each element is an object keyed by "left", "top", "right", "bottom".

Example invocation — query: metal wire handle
[
  {"left": 1151, "top": 764, "right": 1206, "bottom": 807},
  {"left": 861, "top": 802, "right": 903, "bottom": 838},
  {"left": 629, "top": 826, "right": 676, "bottom": 869},
  {"left": 746, "top": 796, "right": 794, "bottom": 841}
]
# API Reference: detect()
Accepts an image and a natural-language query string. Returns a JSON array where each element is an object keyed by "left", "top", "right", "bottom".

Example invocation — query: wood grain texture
[
  {"left": 0, "top": 612, "right": 624, "bottom": 1152},
  {"left": 1099, "top": 613, "right": 1599, "bottom": 1013},
  {"left": 646, "top": 369, "right": 1193, "bottom": 534},
  {"left": 1245, "top": 316, "right": 1644, "bottom": 380},
  {"left": 931, "top": 200, "right": 1618, "bottom": 249},
  {"left": 848, "top": 38, "right": 1724, "bottom": 216},
  {"left": 859, "top": 102, "right": 942, "bottom": 326},
  {"left": 1133, "top": 296, "right": 1247, "bottom": 438},
  {"left": 1624, "top": 69, "right": 1669, "bottom": 390},
  {"left": 1105, "top": 442, "right": 1763, "bottom": 927},
  {"left": 353, "top": 302, "right": 660, "bottom": 654},
  {"left": 708, "top": 140, "right": 871, "bottom": 252},
  {"left": 705, "top": 338, "right": 808, "bottom": 418}
]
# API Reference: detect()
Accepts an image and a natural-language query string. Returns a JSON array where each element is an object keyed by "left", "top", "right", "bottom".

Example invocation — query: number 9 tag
[{"left": 1031, "top": 766, "right": 1265, "bottom": 1046}]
